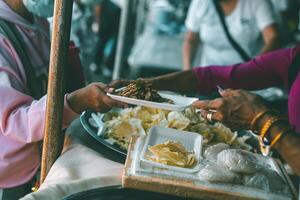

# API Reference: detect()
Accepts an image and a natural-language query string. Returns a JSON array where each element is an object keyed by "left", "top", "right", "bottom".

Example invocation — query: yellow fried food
[
  {"left": 167, "top": 111, "right": 190, "bottom": 130},
  {"left": 147, "top": 140, "right": 196, "bottom": 168},
  {"left": 101, "top": 106, "right": 252, "bottom": 150},
  {"left": 106, "top": 118, "right": 145, "bottom": 149}
]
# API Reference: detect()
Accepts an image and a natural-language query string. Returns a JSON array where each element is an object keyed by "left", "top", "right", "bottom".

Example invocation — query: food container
[{"left": 140, "top": 126, "right": 202, "bottom": 173}]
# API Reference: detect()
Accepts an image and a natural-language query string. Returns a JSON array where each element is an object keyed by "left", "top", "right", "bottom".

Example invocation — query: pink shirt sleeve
[
  {"left": 0, "top": 86, "right": 78, "bottom": 143},
  {"left": 193, "top": 46, "right": 300, "bottom": 95},
  {"left": 0, "top": 36, "right": 79, "bottom": 143}
]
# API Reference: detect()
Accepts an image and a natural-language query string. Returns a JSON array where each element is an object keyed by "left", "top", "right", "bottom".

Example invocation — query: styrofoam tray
[
  {"left": 128, "top": 137, "right": 295, "bottom": 200},
  {"left": 107, "top": 91, "right": 198, "bottom": 111},
  {"left": 140, "top": 126, "right": 202, "bottom": 173}
]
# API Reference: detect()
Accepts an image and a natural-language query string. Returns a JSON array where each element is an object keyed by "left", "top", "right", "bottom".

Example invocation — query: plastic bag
[
  {"left": 203, "top": 143, "right": 230, "bottom": 161},
  {"left": 198, "top": 162, "right": 240, "bottom": 183},
  {"left": 217, "top": 149, "right": 262, "bottom": 174},
  {"left": 244, "top": 169, "right": 288, "bottom": 193}
]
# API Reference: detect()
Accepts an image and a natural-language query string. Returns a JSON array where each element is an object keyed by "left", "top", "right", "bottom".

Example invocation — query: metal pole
[
  {"left": 40, "top": 0, "right": 73, "bottom": 183},
  {"left": 112, "top": 0, "right": 136, "bottom": 80}
]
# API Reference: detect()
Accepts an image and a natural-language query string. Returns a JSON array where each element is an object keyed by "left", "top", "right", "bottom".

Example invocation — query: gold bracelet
[
  {"left": 259, "top": 116, "right": 281, "bottom": 156},
  {"left": 259, "top": 116, "right": 280, "bottom": 139},
  {"left": 250, "top": 110, "right": 278, "bottom": 132},
  {"left": 269, "top": 127, "right": 293, "bottom": 149}
]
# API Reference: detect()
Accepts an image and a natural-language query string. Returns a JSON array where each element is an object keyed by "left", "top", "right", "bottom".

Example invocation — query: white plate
[
  {"left": 107, "top": 91, "right": 198, "bottom": 111},
  {"left": 140, "top": 126, "right": 202, "bottom": 174}
]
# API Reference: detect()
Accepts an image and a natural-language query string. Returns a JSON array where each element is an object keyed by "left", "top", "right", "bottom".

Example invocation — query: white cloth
[
  {"left": 21, "top": 143, "right": 123, "bottom": 200},
  {"left": 21, "top": 119, "right": 123, "bottom": 200},
  {"left": 185, "top": 0, "right": 276, "bottom": 66}
]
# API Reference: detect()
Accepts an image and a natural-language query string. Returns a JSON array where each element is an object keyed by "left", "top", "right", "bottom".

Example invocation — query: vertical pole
[
  {"left": 40, "top": 0, "right": 73, "bottom": 183},
  {"left": 112, "top": 0, "right": 136, "bottom": 80}
]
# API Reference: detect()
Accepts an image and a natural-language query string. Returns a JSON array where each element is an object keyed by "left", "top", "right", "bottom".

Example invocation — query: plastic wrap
[
  {"left": 244, "top": 169, "right": 288, "bottom": 193},
  {"left": 198, "top": 162, "right": 240, "bottom": 183},
  {"left": 217, "top": 149, "right": 262, "bottom": 174},
  {"left": 203, "top": 143, "right": 230, "bottom": 161}
]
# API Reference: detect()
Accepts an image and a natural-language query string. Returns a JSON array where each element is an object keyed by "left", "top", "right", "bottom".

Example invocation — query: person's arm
[
  {"left": 192, "top": 46, "right": 299, "bottom": 95},
  {"left": 254, "top": 0, "right": 280, "bottom": 53},
  {"left": 256, "top": 114, "right": 300, "bottom": 175},
  {"left": 149, "top": 70, "right": 199, "bottom": 94},
  {"left": 260, "top": 24, "right": 280, "bottom": 54},
  {"left": 183, "top": 31, "right": 199, "bottom": 70},
  {"left": 183, "top": 0, "right": 204, "bottom": 70},
  {"left": 110, "top": 45, "right": 299, "bottom": 96},
  {"left": 0, "top": 37, "right": 125, "bottom": 144}
]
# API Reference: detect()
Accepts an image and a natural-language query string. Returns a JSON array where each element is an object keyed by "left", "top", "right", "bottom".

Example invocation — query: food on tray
[
  {"left": 198, "top": 163, "right": 240, "bottom": 183},
  {"left": 146, "top": 140, "right": 196, "bottom": 168},
  {"left": 217, "top": 149, "right": 262, "bottom": 174},
  {"left": 95, "top": 106, "right": 252, "bottom": 150},
  {"left": 105, "top": 118, "right": 146, "bottom": 150},
  {"left": 116, "top": 80, "right": 174, "bottom": 104},
  {"left": 167, "top": 111, "right": 190, "bottom": 130}
]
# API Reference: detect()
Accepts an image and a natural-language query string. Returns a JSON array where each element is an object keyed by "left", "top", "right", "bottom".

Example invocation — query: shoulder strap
[
  {"left": 0, "top": 19, "right": 45, "bottom": 99},
  {"left": 212, "top": 0, "right": 251, "bottom": 62},
  {"left": 288, "top": 53, "right": 300, "bottom": 90}
]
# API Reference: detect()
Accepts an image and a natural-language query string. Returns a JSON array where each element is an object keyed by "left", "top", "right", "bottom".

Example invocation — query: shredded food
[
  {"left": 116, "top": 80, "right": 174, "bottom": 104},
  {"left": 147, "top": 140, "right": 196, "bottom": 168}
]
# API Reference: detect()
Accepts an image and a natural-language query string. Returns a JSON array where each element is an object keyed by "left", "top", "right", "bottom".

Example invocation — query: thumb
[{"left": 220, "top": 88, "right": 234, "bottom": 97}]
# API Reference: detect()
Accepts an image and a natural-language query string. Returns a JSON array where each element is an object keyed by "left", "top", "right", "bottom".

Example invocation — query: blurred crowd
[{"left": 69, "top": 0, "right": 300, "bottom": 81}]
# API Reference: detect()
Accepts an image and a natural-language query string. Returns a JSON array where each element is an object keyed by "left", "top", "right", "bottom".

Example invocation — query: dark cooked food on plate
[{"left": 116, "top": 80, "right": 174, "bottom": 104}]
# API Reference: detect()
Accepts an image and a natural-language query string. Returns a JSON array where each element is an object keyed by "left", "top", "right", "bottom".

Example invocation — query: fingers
[
  {"left": 193, "top": 98, "right": 224, "bottom": 110},
  {"left": 219, "top": 88, "right": 235, "bottom": 97},
  {"left": 93, "top": 82, "right": 110, "bottom": 93},
  {"left": 92, "top": 83, "right": 128, "bottom": 112},
  {"left": 200, "top": 109, "right": 224, "bottom": 122}
]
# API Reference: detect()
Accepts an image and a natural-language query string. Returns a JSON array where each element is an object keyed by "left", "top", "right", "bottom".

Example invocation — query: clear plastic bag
[
  {"left": 203, "top": 143, "right": 230, "bottom": 161},
  {"left": 244, "top": 169, "right": 288, "bottom": 193},
  {"left": 198, "top": 162, "right": 240, "bottom": 183},
  {"left": 217, "top": 149, "right": 262, "bottom": 174}
]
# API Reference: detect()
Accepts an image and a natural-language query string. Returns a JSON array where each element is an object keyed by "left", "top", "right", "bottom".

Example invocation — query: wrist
[
  {"left": 256, "top": 113, "right": 277, "bottom": 133},
  {"left": 256, "top": 113, "right": 291, "bottom": 150},
  {"left": 66, "top": 92, "right": 83, "bottom": 114}
]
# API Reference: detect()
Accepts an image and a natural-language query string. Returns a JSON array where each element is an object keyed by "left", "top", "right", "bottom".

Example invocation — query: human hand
[
  {"left": 193, "top": 89, "right": 268, "bottom": 131},
  {"left": 67, "top": 83, "right": 127, "bottom": 113}
]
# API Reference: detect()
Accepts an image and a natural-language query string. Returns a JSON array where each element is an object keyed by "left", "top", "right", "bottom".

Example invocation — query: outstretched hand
[
  {"left": 67, "top": 82, "right": 127, "bottom": 114},
  {"left": 193, "top": 89, "right": 268, "bottom": 131}
]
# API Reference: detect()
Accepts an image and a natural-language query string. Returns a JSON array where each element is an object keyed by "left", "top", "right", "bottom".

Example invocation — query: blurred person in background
[
  {"left": 86, "top": 0, "right": 121, "bottom": 76},
  {"left": 183, "top": 0, "right": 280, "bottom": 70},
  {"left": 0, "top": 0, "right": 124, "bottom": 199}
]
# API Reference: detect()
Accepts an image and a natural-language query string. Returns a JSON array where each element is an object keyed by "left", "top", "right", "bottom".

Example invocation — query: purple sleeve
[
  {"left": 289, "top": 77, "right": 300, "bottom": 132},
  {"left": 193, "top": 45, "right": 300, "bottom": 95}
]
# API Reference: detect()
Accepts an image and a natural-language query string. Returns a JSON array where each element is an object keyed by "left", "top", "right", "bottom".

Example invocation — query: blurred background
[{"left": 67, "top": 0, "right": 300, "bottom": 85}]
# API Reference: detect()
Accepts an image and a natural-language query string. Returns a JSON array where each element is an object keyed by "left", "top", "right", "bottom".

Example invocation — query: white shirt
[
  {"left": 185, "top": 0, "right": 276, "bottom": 66},
  {"left": 270, "top": 0, "right": 288, "bottom": 12}
]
